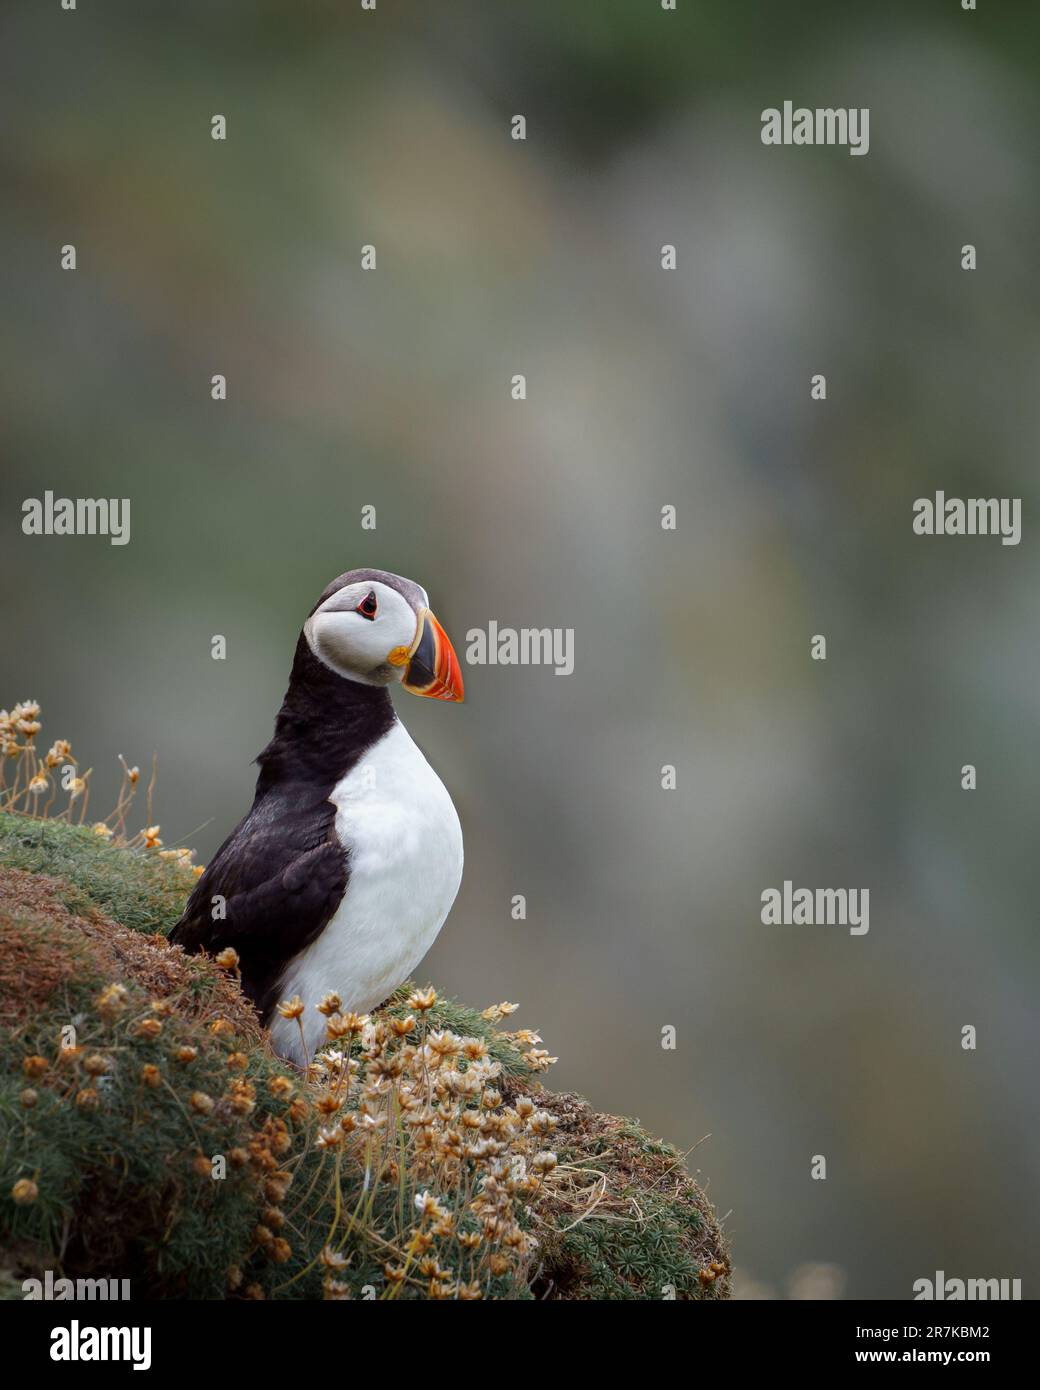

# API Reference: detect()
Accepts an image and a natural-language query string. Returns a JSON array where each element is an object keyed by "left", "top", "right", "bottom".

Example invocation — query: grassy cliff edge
[{"left": 0, "top": 813, "right": 730, "bottom": 1301}]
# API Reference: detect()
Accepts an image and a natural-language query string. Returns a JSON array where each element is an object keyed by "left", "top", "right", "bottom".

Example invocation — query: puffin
[{"left": 169, "top": 568, "right": 465, "bottom": 1065}]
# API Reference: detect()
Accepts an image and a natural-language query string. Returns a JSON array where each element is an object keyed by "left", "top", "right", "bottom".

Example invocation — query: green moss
[
  {"left": 0, "top": 813, "right": 188, "bottom": 934},
  {"left": 526, "top": 1096, "right": 731, "bottom": 1301}
]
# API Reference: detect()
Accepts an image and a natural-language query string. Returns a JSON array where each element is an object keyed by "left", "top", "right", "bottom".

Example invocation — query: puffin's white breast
[{"left": 268, "top": 720, "right": 463, "bottom": 1064}]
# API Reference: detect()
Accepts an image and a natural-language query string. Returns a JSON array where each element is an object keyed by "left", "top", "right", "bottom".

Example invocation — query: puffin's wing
[{"left": 169, "top": 802, "right": 348, "bottom": 1015}]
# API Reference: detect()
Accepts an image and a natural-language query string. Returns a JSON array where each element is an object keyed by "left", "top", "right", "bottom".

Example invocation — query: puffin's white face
[{"left": 303, "top": 577, "right": 464, "bottom": 701}]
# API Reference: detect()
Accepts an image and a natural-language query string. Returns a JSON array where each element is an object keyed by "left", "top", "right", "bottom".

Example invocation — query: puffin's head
[{"left": 302, "top": 568, "right": 464, "bottom": 702}]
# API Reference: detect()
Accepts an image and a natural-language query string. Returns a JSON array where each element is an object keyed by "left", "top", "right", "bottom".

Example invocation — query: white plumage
[{"left": 267, "top": 719, "right": 464, "bottom": 1063}]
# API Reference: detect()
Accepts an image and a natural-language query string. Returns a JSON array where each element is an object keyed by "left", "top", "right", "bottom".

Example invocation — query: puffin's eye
[{"left": 356, "top": 592, "right": 378, "bottom": 620}]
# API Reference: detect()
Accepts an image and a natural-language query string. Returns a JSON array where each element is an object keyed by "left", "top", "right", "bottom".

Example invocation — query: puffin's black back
[{"left": 169, "top": 635, "right": 397, "bottom": 1022}]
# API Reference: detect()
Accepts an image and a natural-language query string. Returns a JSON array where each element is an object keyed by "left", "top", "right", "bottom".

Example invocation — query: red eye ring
[{"left": 356, "top": 592, "right": 378, "bottom": 620}]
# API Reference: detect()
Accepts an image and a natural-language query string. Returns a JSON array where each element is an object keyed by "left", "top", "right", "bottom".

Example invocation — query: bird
[{"left": 169, "top": 568, "right": 465, "bottom": 1065}]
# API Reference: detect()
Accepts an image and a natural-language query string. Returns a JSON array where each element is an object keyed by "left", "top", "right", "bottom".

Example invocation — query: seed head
[
  {"left": 95, "top": 983, "right": 129, "bottom": 1019},
  {"left": 407, "top": 987, "right": 438, "bottom": 1012}
]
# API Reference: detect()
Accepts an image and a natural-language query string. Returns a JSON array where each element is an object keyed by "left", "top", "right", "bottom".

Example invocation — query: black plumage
[{"left": 169, "top": 632, "right": 396, "bottom": 1022}]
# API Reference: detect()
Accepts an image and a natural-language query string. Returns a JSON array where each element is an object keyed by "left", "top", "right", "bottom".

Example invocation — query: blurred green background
[{"left": 3, "top": 0, "right": 1039, "bottom": 1299}]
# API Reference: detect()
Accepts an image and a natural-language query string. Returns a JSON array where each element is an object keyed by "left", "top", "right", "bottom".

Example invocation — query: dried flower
[
  {"left": 481, "top": 1001, "right": 519, "bottom": 1022},
  {"left": 227, "top": 1079, "right": 256, "bottom": 1115},
  {"left": 95, "top": 983, "right": 129, "bottom": 1019},
  {"left": 45, "top": 739, "right": 72, "bottom": 767},
  {"left": 523, "top": 1048, "right": 558, "bottom": 1072},
  {"left": 264, "top": 1172, "right": 292, "bottom": 1204}
]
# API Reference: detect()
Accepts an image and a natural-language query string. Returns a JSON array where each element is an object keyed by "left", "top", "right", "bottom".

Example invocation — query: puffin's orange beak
[{"left": 402, "top": 609, "right": 465, "bottom": 702}]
